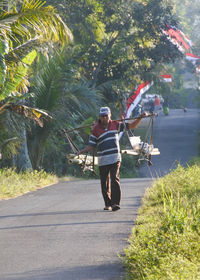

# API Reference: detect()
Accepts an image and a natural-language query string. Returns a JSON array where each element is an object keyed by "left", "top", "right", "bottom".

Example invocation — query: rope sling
[{"left": 121, "top": 115, "right": 154, "bottom": 166}]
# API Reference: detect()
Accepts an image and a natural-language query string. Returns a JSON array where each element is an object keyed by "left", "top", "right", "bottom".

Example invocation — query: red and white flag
[
  {"left": 124, "top": 81, "right": 154, "bottom": 119},
  {"left": 167, "top": 25, "right": 192, "bottom": 48},
  {"left": 162, "top": 25, "right": 192, "bottom": 54},
  {"left": 166, "top": 28, "right": 190, "bottom": 50},
  {"left": 176, "top": 29, "right": 193, "bottom": 47},
  {"left": 160, "top": 74, "right": 172, "bottom": 83},
  {"left": 119, "top": 81, "right": 153, "bottom": 140},
  {"left": 186, "top": 53, "right": 200, "bottom": 64},
  {"left": 162, "top": 29, "right": 185, "bottom": 53}
]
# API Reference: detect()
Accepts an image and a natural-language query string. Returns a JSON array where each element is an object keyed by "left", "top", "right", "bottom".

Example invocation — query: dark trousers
[{"left": 99, "top": 161, "right": 121, "bottom": 207}]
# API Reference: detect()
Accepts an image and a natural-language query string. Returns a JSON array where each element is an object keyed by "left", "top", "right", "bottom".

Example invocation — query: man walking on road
[{"left": 77, "top": 107, "right": 145, "bottom": 211}]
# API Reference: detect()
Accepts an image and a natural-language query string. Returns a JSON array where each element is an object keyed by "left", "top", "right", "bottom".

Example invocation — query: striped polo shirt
[{"left": 88, "top": 120, "right": 127, "bottom": 166}]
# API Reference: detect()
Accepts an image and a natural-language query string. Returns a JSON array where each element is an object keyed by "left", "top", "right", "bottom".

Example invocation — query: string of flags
[
  {"left": 164, "top": 24, "right": 200, "bottom": 65},
  {"left": 185, "top": 53, "right": 200, "bottom": 64},
  {"left": 122, "top": 23, "right": 199, "bottom": 120},
  {"left": 162, "top": 24, "right": 191, "bottom": 53}
]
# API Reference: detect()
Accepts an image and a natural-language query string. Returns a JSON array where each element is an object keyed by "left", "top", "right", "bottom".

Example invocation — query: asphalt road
[
  {"left": 0, "top": 109, "right": 199, "bottom": 280},
  {"left": 139, "top": 108, "right": 200, "bottom": 177},
  {"left": 0, "top": 178, "right": 152, "bottom": 280}
]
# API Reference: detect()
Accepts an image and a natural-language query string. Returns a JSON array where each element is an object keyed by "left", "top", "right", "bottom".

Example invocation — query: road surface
[
  {"left": 0, "top": 178, "right": 152, "bottom": 280},
  {"left": 139, "top": 109, "right": 200, "bottom": 177},
  {"left": 0, "top": 109, "right": 199, "bottom": 280}
]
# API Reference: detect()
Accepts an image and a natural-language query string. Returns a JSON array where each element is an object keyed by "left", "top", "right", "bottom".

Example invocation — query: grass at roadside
[
  {"left": 123, "top": 164, "right": 200, "bottom": 280},
  {"left": 0, "top": 168, "right": 59, "bottom": 200}
]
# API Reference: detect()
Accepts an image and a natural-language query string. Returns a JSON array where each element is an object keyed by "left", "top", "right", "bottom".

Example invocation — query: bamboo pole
[{"left": 65, "top": 113, "right": 156, "bottom": 133}]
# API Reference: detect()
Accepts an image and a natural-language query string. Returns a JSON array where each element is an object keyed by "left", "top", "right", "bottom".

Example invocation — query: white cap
[{"left": 99, "top": 107, "right": 111, "bottom": 116}]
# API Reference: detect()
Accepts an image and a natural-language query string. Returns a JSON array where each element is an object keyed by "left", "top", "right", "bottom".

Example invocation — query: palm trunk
[
  {"left": 28, "top": 126, "right": 50, "bottom": 170},
  {"left": 16, "top": 120, "right": 33, "bottom": 171}
]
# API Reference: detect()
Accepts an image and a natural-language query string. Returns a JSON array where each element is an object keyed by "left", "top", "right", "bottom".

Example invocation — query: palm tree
[
  {"left": 0, "top": 0, "right": 73, "bottom": 103},
  {"left": 28, "top": 49, "right": 102, "bottom": 171},
  {"left": 0, "top": 0, "right": 73, "bottom": 168}
]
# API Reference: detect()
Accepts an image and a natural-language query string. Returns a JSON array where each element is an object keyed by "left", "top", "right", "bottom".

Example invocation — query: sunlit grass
[
  {"left": 0, "top": 168, "right": 59, "bottom": 200},
  {"left": 123, "top": 164, "right": 200, "bottom": 280}
]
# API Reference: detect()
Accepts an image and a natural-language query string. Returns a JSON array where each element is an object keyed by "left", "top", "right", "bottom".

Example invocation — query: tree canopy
[{"left": 1, "top": 0, "right": 199, "bottom": 175}]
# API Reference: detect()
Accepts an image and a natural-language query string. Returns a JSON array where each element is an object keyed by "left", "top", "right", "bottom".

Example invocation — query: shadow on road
[
  {"left": 1, "top": 263, "right": 125, "bottom": 280},
  {"left": 0, "top": 218, "right": 133, "bottom": 231}
]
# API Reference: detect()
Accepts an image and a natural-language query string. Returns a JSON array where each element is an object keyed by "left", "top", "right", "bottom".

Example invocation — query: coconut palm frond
[
  {"left": 5, "top": 36, "right": 40, "bottom": 64},
  {"left": 32, "top": 60, "right": 63, "bottom": 111},
  {"left": 0, "top": 102, "right": 9, "bottom": 114},
  {"left": 0, "top": 137, "right": 19, "bottom": 149},
  {"left": 8, "top": 104, "right": 52, "bottom": 127},
  {"left": 65, "top": 82, "right": 101, "bottom": 114},
  {"left": 0, "top": 1, "right": 73, "bottom": 49},
  {"left": 0, "top": 1, "right": 73, "bottom": 107},
  {"left": 0, "top": 136, "right": 21, "bottom": 159},
  {"left": 0, "top": 110, "right": 22, "bottom": 159},
  {"left": 0, "top": 50, "right": 37, "bottom": 101},
  {"left": 0, "top": 15, "right": 19, "bottom": 27},
  {"left": 0, "top": 53, "right": 7, "bottom": 88},
  {"left": 13, "top": 2, "right": 73, "bottom": 44},
  {"left": 96, "top": 80, "right": 114, "bottom": 92}
]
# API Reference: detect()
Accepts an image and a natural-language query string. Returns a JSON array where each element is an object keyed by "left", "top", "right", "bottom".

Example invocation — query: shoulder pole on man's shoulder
[{"left": 65, "top": 113, "right": 156, "bottom": 133}]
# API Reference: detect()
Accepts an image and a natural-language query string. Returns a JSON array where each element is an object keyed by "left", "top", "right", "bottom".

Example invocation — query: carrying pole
[{"left": 65, "top": 113, "right": 156, "bottom": 133}]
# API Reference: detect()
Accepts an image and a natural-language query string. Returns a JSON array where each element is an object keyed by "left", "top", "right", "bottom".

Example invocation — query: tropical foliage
[
  {"left": 0, "top": 0, "right": 198, "bottom": 175},
  {"left": 0, "top": 0, "right": 72, "bottom": 168},
  {"left": 0, "top": 0, "right": 72, "bottom": 102},
  {"left": 52, "top": 0, "right": 181, "bottom": 87},
  {"left": 27, "top": 49, "right": 101, "bottom": 171}
]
